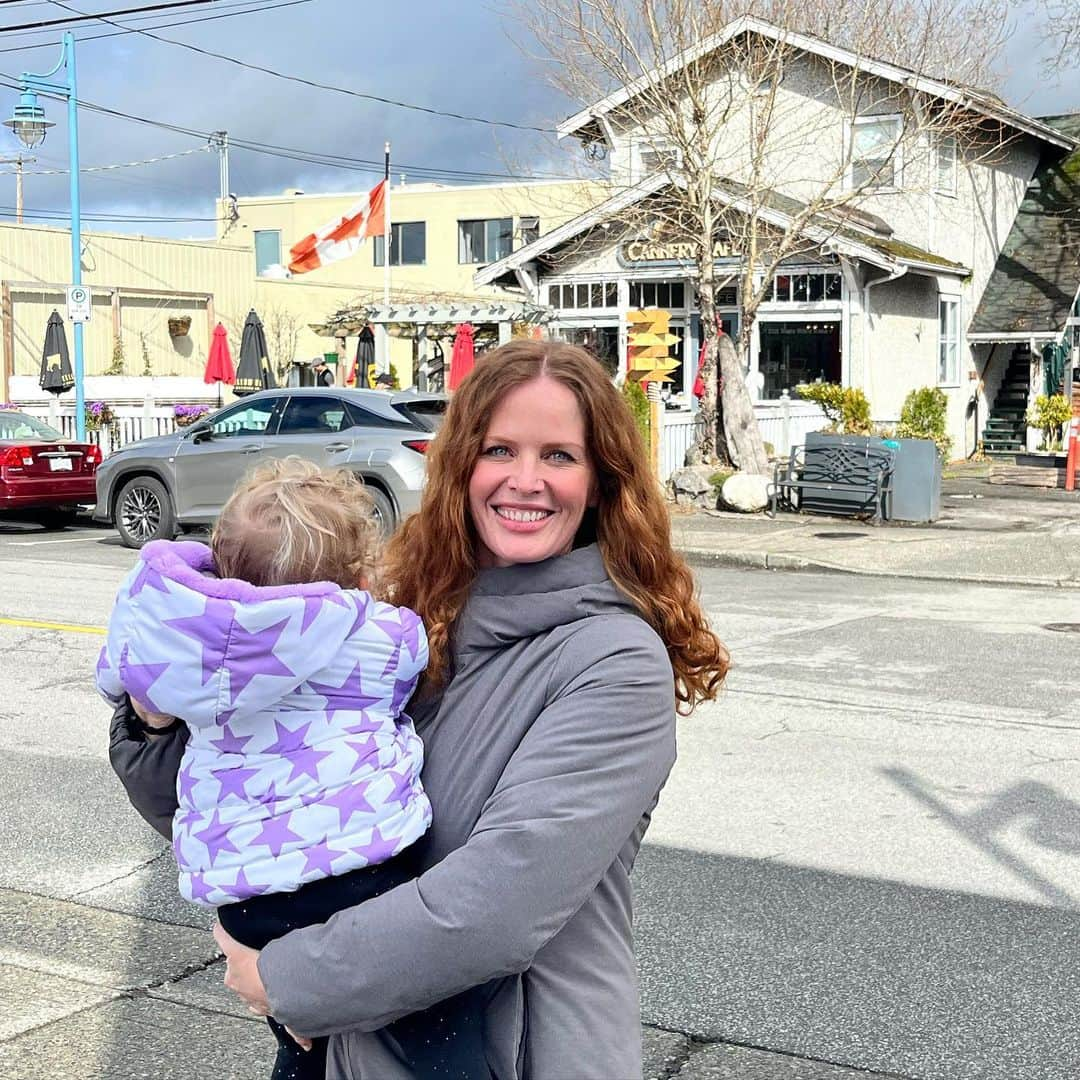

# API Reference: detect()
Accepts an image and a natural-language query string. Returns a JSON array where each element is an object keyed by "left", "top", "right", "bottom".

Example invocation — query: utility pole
[
  {"left": 209, "top": 130, "right": 229, "bottom": 203},
  {"left": 0, "top": 154, "right": 35, "bottom": 223}
]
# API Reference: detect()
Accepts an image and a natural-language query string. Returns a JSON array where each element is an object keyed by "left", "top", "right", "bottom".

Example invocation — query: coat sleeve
[
  {"left": 257, "top": 619, "right": 677, "bottom": 1036},
  {"left": 108, "top": 696, "right": 188, "bottom": 840}
]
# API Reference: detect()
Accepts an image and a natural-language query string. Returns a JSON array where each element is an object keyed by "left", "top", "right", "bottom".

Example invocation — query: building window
[
  {"left": 548, "top": 281, "right": 619, "bottom": 310},
  {"left": 850, "top": 116, "right": 902, "bottom": 190},
  {"left": 459, "top": 218, "right": 513, "bottom": 264},
  {"left": 628, "top": 281, "right": 686, "bottom": 309},
  {"left": 934, "top": 135, "right": 958, "bottom": 194},
  {"left": 518, "top": 216, "right": 540, "bottom": 248},
  {"left": 770, "top": 272, "right": 842, "bottom": 302},
  {"left": 254, "top": 230, "right": 282, "bottom": 276},
  {"left": 374, "top": 221, "right": 426, "bottom": 266},
  {"left": 938, "top": 297, "right": 960, "bottom": 385}
]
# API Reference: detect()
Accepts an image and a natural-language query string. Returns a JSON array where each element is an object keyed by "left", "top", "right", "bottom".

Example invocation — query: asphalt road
[{"left": 1, "top": 517, "right": 1078, "bottom": 1078}]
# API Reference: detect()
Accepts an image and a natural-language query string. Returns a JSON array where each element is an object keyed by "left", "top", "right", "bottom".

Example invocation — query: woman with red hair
[{"left": 111, "top": 340, "right": 728, "bottom": 1078}]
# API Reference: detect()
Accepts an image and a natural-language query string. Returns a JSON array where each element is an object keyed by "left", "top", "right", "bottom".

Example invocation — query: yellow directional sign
[{"left": 627, "top": 308, "right": 681, "bottom": 383}]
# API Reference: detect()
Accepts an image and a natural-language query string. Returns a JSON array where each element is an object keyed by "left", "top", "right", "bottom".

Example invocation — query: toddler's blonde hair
[{"left": 211, "top": 457, "right": 380, "bottom": 589}]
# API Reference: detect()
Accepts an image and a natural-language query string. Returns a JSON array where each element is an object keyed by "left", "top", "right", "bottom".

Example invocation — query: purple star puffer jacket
[{"left": 96, "top": 540, "right": 431, "bottom": 908}]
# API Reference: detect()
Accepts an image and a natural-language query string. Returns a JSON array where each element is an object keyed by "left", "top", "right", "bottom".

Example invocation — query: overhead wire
[
  {"left": 0, "top": 0, "right": 224, "bottom": 33},
  {"left": 43, "top": 0, "right": 554, "bottom": 133}
]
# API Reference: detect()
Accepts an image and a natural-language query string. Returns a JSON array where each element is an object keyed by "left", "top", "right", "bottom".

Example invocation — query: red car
[{"left": 0, "top": 408, "right": 102, "bottom": 527}]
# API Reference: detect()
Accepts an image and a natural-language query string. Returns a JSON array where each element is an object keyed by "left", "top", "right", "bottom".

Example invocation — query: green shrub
[
  {"left": 1026, "top": 394, "right": 1072, "bottom": 451},
  {"left": 897, "top": 387, "right": 952, "bottom": 458},
  {"left": 796, "top": 382, "right": 872, "bottom": 435},
  {"left": 709, "top": 469, "right": 734, "bottom": 501},
  {"left": 621, "top": 379, "right": 650, "bottom": 447}
]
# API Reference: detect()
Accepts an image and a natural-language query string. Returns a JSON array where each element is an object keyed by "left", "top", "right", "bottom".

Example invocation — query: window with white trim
[
  {"left": 374, "top": 221, "right": 426, "bottom": 266},
  {"left": 638, "top": 138, "right": 682, "bottom": 178},
  {"left": 850, "top": 116, "right": 902, "bottom": 190},
  {"left": 547, "top": 280, "right": 619, "bottom": 310},
  {"left": 628, "top": 280, "right": 686, "bottom": 309},
  {"left": 934, "top": 135, "right": 957, "bottom": 194},
  {"left": 938, "top": 297, "right": 960, "bottom": 384},
  {"left": 769, "top": 272, "right": 842, "bottom": 302},
  {"left": 254, "top": 230, "right": 282, "bottom": 276},
  {"left": 458, "top": 218, "right": 513, "bottom": 264}
]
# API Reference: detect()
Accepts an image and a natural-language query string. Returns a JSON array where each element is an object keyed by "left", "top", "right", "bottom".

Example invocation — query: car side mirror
[{"left": 186, "top": 420, "right": 213, "bottom": 442}]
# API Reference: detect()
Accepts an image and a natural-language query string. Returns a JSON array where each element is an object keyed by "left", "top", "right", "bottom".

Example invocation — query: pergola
[{"left": 311, "top": 298, "right": 554, "bottom": 390}]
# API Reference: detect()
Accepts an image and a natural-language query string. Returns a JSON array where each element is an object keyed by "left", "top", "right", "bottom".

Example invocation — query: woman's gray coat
[{"left": 110, "top": 545, "right": 677, "bottom": 1079}]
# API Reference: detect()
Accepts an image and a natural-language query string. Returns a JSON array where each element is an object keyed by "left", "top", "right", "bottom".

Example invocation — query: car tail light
[
  {"left": 0, "top": 445, "right": 33, "bottom": 468},
  {"left": 402, "top": 439, "right": 429, "bottom": 455},
  {"left": 84, "top": 444, "right": 103, "bottom": 470}
]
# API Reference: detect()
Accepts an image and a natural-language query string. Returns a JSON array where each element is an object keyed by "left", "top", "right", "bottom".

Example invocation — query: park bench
[{"left": 768, "top": 442, "right": 894, "bottom": 522}]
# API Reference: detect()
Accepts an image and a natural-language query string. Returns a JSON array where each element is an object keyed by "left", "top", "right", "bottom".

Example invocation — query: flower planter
[{"left": 168, "top": 316, "right": 192, "bottom": 339}]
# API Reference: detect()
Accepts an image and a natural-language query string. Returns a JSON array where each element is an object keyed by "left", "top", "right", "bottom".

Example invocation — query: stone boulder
[
  {"left": 720, "top": 472, "right": 771, "bottom": 513},
  {"left": 669, "top": 464, "right": 717, "bottom": 510}
]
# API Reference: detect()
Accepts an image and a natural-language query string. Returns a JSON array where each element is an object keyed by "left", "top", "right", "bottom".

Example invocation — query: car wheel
[
  {"left": 115, "top": 476, "right": 176, "bottom": 548},
  {"left": 32, "top": 508, "right": 79, "bottom": 530},
  {"left": 364, "top": 485, "right": 396, "bottom": 538}
]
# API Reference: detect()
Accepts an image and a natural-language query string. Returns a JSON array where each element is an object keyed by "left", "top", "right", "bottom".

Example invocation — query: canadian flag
[{"left": 287, "top": 180, "right": 386, "bottom": 275}]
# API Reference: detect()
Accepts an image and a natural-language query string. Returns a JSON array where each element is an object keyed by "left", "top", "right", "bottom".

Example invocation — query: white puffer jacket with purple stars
[{"left": 96, "top": 540, "right": 431, "bottom": 908}]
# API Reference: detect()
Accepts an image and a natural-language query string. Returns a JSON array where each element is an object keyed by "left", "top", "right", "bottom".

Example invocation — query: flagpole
[{"left": 382, "top": 140, "right": 391, "bottom": 378}]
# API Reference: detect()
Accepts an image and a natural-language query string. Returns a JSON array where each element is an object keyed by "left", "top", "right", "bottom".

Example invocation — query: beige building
[{"left": 0, "top": 178, "right": 602, "bottom": 409}]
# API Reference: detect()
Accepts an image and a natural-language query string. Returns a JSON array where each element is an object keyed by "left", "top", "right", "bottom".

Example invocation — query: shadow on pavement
[{"left": 633, "top": 842, "right": 1080, "bottom": 1080}]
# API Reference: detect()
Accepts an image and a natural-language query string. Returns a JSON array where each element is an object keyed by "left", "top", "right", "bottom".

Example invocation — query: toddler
[{"left": 97, "top": 458, "right": 485, "bottom": 1080}]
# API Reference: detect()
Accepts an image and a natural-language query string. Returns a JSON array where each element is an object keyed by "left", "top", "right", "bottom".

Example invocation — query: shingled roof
[{"left": 970, "top": 114, "right": 1080, "bottom": 335}]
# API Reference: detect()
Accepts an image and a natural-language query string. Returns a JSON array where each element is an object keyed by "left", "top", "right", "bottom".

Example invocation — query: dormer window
[
  {"left": 638, "top": 138, "right": 682, "bottom": 179},
  {"left": 849, "top": 115, "right": 903, "bottom": 190}
]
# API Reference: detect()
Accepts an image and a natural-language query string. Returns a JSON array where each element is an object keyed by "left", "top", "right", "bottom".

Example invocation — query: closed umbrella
[
  {"left": 233, "top": 310, "right": 276, "bottom": 397},
  {"left": 39, "top": 310, "right": 74, "bottom": 395},
  {"left": 203, "top": 322, "right": 235, "bottom": 406},
  {"left": 349, "top": 325, "right": 376, "bottom": 388},
  {"left": 449, "top": 322, "right": 476, "bottom": 391}
]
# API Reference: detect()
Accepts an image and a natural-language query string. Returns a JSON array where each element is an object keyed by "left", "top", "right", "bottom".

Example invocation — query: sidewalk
[{"left": 670, "top": 473, "right": 1080, "bottom": 590}]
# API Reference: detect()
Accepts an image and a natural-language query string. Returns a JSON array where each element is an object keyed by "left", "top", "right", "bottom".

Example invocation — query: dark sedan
[{"left": 0, "top": 408, "right": 102, "bottom": 527}]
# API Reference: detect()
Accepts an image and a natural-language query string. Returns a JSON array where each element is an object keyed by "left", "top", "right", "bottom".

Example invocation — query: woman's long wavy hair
[{"left": 382, "top": 340, "right": 728, "bottom": 712}]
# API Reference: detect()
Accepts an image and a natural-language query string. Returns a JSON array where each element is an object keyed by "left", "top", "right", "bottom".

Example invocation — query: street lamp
[{"left": 4, "top": 32, "right": 85, "bottom": 440}]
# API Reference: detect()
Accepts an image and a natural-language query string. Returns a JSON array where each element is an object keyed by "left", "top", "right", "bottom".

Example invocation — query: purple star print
[
  {"left": 399, "top": 609, "right": 423, "bottom": 661},
  {"left": 391, "top": 676, "right": 416, "bottom": 716},
  {"left": 121, "top": 649, "right": 170, "bottom": 714},
  {"left": 301, "top": 836, "right": 350, "bottom": 878},
  {"left": 309, "top": 662, "right": 383, "bottom": 713},
  {"left": 225, "top": 617, "right": 296, "bottom": 704},
  {"left": 95, "top": 648, "right": 109, "bottom": 676},
  {"left": 385, "top": 769, "right": 415, "bottom": 813},
  {"left": 177, "top": 763, "right": 199, "bottom": 802},
  {"left": 163, "top": 595, "right": 235, "bottom": 686},
  {"left": 353, "top": 825, "right": 400, "bottom": 866},
  {"left": 208, "top": 722, "right": 253, "bottom": 756},
  {"left": 262, "top": 719, "right": 311, "bottom": 756},
  {"left": 194, "top": 809, "right": 241, "bottom": 866},
  {"left": 218, "top": 866, "right": 273, "bottom": 901},
  {"left": 381, "top": 638, "right": 402, "bottom": 679},
  {"left": 322, "top": 782, "right": 378, "bottom": 829},
  {"left": 128, "top": 561, "right": 170, "bottom": 598},
  {"left": 286, "top": 744, "right": 333, "bottom": 784},
  {"left": 249, "top": 811, "right": 304, "bottom": 857},
  {"left": 345, "top": 734, "right": 380, "bottom": 770},
  {"left": 211, "top": 765, "right": 260, "bottom": 802},
  {"left": 297, "top": 595, "right": 326, "bottom": 636},
  {"left": 187, "top": 872, "right": 215, "bottom": 904}
]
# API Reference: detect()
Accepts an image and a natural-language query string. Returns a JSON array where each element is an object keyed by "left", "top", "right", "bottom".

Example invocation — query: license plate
[{"left": 49, "top": 457, "right": 73, "bottom": 471}]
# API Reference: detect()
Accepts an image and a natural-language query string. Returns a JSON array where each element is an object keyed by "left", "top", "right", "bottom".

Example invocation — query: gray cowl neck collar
[{"left": 454, "top": 544, "right": 641, "bottom": 657}]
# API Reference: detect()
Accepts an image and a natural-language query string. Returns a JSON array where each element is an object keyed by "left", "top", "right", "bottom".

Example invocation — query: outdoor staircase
[{"left": 983, "top": 347, "right": 1031, "bottom": 454}]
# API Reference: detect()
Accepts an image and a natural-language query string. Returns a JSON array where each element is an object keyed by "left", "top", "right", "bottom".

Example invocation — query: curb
[{"left": 675, "top": 547, "right": 1080, "bottom": 591}]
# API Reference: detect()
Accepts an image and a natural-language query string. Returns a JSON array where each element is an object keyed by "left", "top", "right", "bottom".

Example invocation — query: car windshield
[{"left": 0, "top": 410, "right": 63, "bottom": 441}]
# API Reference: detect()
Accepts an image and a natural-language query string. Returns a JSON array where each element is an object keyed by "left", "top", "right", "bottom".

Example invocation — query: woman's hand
[
  {"left": 213, "top": 922, "right": 314, "bottom": 1051},
  {"left": 129, "top": 696, "right": 179, "bottom": 732}
]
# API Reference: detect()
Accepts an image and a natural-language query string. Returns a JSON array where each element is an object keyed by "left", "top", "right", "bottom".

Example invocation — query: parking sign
[{"left": 66, "top": 285, "right": 91, "bottom": 323}]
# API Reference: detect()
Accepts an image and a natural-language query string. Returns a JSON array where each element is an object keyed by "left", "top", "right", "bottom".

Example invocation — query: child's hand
[
  {"left": 285, "top": 1027, "right": 313, "bottom": 1052},
  {"left": 130, "top": 697, "right": 178, "bottom": 730}
]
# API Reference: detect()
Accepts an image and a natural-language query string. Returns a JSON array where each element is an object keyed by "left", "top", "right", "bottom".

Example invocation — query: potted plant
[
  {"left": 174, "top": 403, "right": 211, "bottom": 428},
  {"left": 84, "top": 401, "right": 114, "bottom": 432},
  {"left": 1026, "top": 394, "right": 1072, "bottom": 453},
  {"left": 167, "top": 315, "right": 192, "bottom": 338}
]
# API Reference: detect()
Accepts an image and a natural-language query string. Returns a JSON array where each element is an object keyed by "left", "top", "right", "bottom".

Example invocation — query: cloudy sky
[{"left": 0, "top": 0, "right": 1074, "bottom": 238}]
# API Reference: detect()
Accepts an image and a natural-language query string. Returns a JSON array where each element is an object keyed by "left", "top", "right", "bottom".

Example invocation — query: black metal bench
[{"left": 768, "top": 443, "right": 894, "bottom": 522}]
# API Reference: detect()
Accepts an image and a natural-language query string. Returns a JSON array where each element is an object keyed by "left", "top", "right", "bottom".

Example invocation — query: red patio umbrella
[
  {"left": 204, "top": 322, "right": 235, "bottom": 405},
  {"left": 449, "top": 322, "right": 476, "bottom": 391}
]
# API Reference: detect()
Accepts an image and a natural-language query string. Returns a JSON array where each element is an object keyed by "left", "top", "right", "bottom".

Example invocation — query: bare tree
[
  {"left": 1036, "top": 0, "right": 1080, "bottom": 78},
  {"left": 263, "top": 304, "right": 302, "bottom": 377},
  {"left": 520, "top": 0, "right": 1016, "bottom": 470}
]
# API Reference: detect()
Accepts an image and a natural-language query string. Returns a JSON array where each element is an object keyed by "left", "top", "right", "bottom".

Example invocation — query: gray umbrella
[
  {"left": 39, "top": 310, "right": 74, "bottom": 395},
  {"left": 233, "top": 309, "right": 277, "bottom": 397},
  {"left": 353, "top": 325, "right": 375, "bottom": 388}
]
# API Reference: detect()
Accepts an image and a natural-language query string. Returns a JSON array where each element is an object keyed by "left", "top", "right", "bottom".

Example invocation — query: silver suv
[{"left": 94, "top": 388, "right": 445, "bottom": 548}]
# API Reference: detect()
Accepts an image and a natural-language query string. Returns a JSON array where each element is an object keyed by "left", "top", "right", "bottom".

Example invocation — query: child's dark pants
[{"left": 217, "top": 846, "right": 489, "bottom": 1080}]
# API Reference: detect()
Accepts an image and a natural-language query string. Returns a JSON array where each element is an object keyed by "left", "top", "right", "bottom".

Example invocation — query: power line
[
  {"left": 0, "top": 202, "right": 221, "bottom": 220},
  {"left": 0, "top": 0, "right": 225, "bottom": 33},
  {"left": 0, "top": 0, "right": 303, "bottom": 48},
  {"left": 4, "top": 142, "right": 211, "bottom": 173},
  {"left": 46, "top": 0, "right": 554, "bottom": 133}
]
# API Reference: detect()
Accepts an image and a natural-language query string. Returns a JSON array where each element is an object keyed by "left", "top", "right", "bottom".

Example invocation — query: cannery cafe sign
[{"left": 619, "top": 233, "right": 738, "bottom": 267}]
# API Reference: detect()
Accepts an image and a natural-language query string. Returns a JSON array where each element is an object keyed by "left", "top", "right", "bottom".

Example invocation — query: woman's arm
[
  {"left": 257, "top": 619, "right": 677, "bottom": 1037},
  {"left": 108, "top": 696, "right": 187, "bottom": 839}
]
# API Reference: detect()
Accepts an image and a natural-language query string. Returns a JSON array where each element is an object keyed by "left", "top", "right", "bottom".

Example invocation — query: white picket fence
[
  {"left": 14, "top": 401, "right": 183, "bottom": 455},
  {"left": 659, "top": 396, "right": 827, "bottom": 480}
]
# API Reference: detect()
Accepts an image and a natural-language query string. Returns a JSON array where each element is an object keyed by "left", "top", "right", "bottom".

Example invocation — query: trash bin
[{"left": 804, "top": 432, "right": 941, "bottom": 522}]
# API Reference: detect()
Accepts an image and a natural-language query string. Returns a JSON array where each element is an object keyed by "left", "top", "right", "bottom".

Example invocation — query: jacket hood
[
  {"left": 455, "top": 544, "right": 639, "bottom": 656},
  {"left": 109, "top": 540, "right": 423, "bottom": 725}
]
